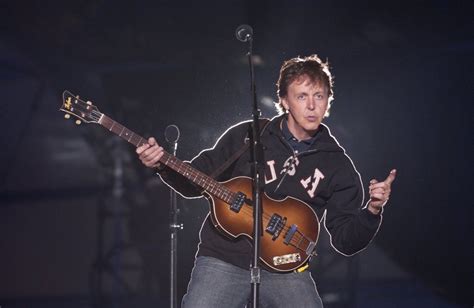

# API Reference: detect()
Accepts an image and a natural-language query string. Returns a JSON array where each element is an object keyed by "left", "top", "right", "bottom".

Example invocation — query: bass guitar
[{"left": 60, "top": 90, "right": 320, "bottom": 272}]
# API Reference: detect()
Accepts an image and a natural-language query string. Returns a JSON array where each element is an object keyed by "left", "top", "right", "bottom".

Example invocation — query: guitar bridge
[
  {"left": 230, "top": 192, "right": 246, "bottom": 213},
  {"left": 284, "top": 224, "right": 298, "bottom": 245}
]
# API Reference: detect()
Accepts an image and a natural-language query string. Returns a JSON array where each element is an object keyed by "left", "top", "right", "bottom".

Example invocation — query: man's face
[{"left": 281, "top": 75, "right": 329, "bottom": 140}]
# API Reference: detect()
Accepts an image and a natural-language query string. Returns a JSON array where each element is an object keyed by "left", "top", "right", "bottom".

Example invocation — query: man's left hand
[{"left": 367, "top": 169, "right": 397, "bottom": 215}]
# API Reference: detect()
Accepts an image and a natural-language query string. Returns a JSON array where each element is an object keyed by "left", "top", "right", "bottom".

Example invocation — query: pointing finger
[{"left": 384, "top": 169, "right": 397, "bottom": 185}]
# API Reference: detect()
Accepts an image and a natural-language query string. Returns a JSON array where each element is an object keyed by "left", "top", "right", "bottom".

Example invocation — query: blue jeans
[{"left": 182, "top": 256, "right": 323, "bottom": 308}]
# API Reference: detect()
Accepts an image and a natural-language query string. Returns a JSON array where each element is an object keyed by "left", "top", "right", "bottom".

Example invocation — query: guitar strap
[{"left": 210, "top": 118, "right": 270, "bottom": 179}]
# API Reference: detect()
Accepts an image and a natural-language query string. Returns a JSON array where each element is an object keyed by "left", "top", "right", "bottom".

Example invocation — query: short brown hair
[{"left": 275, "top": 54, "right": 334, "bottom": 115}]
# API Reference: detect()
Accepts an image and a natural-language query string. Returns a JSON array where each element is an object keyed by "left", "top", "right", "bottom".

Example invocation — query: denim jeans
[{"left": 182, "top": 256, "right": 323, "bottom": 308}]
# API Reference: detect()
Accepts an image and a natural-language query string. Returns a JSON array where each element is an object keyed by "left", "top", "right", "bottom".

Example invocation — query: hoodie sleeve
[
  {"left": 324, "top": 157, "right": 382, "bottom": 256},
  {"left": 156, "top": 121, "right": 251, "bottom": 198}
]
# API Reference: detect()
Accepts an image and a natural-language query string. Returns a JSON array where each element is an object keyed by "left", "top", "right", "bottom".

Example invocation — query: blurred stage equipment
[{"left": 89, "top": 137, "right": 141, "bottom": 308}]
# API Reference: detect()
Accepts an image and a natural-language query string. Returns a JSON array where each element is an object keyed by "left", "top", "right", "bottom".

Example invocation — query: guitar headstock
[{"left": 60, "top": 90, "right": 102, "bottom": 124}]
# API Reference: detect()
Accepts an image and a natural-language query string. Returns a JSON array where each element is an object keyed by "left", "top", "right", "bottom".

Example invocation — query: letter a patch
[{"left": 300, "top": 168, "right": 325, "bottom": 198}]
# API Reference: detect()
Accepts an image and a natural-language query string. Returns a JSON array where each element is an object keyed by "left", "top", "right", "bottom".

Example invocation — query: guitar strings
[
  {"left": 172, "top": 163, "right": 313, "bottom": 253},
  {"left": 234, "top": 202, "right": 310, "bottom": 253},
  {"left": 164, "top": 160, "right": 311, "bottom": 252}
]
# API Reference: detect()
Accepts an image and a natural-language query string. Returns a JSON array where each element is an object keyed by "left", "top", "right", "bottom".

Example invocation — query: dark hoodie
[{"left": 158, "top": 115, "right": 382, "bottom": 270}]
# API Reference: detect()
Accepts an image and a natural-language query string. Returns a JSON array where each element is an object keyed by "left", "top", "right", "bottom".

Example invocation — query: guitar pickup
[
  {"left": 230, "top": 191, "right": 246, "bottom": 213},
  {"left": 265, "top": 214, "right": 286, "bottom": 240}
]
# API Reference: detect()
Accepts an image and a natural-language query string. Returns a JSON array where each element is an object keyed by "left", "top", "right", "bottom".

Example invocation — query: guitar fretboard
[
  {"left": 100, "top": 115, "right": 147, "bottom": 147},
  {"left": 99, "top": 115, "right": 237, "bottom": 204}
]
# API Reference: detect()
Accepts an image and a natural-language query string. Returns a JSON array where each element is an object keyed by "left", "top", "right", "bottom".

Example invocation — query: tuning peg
[
  {"left": 75, "top": 119, "right": 82, "bottom": 125},
  {"left": 64, "top": 114, "right": 71, "bottom": 119},
  {"left": 86, "top": 101, "right": 92, "bottom": 105}
]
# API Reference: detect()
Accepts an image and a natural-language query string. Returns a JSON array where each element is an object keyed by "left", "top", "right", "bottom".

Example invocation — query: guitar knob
[
  {"left": 64, "top": 114, "right": 71, "bottom": 119},
  {"left": 75, "top": 119, "right": 81, "bottom": 125}
]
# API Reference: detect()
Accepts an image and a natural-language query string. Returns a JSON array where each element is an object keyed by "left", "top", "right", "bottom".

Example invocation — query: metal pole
[{"left": 166, "top": 125, "right": 181, "bottom": 308}]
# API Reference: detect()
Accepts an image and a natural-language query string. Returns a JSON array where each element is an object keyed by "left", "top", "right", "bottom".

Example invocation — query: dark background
[{"left": 0, "top": 0, "right": 472, "bottom": 307}]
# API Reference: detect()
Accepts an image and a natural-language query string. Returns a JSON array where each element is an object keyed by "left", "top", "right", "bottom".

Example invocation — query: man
[{"left": 137, "top": 54, "right": 396, "bottom": 307}]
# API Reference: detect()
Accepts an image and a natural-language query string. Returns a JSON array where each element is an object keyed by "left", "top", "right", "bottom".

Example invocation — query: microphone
[
  {"left": 165, "top": 124, "right": 180, "bottom": 155},
  {"left": 165, "top": 124, "right": 180, "bottom": 144},
  {"left": 235, "top": 24, "right": 253, "bottom": 42}
]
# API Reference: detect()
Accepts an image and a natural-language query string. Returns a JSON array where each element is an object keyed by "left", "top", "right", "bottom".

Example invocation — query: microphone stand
[
  {"left": 239, "top": 26, "right": 265, "bottom": 308},
  {"left": 166, "top": 125, "right": 182, "bottom": 308}
]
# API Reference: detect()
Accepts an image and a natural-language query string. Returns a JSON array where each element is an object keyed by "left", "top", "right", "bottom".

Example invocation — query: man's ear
[
  {"left": 281, "top": 97, "right": 289, "bottom": 111},
  {"left": 324, "top": 99, "right": 333, "bottom": 118}
]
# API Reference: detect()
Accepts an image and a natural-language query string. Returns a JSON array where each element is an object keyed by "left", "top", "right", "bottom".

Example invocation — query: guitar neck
[
  {"left": 100, "top": 114, "right": 148, "bottom": 147},
  {"left": 99, "top": 114, "right": 234, "bottom": 203}
]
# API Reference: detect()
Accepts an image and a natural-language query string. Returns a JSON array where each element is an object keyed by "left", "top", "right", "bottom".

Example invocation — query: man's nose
[{"left": 307, "top": 97, "right": 316, "bottom": 110}]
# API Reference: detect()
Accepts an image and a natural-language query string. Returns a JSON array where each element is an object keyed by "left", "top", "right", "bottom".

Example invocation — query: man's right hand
[{"left": 136, "top": 137, "right": 164, "bottom": 168}]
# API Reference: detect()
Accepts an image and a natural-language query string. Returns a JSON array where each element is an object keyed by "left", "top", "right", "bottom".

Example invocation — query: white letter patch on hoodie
[{"left": 300, "top": 168, "right": 325, "bottom": 198}]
